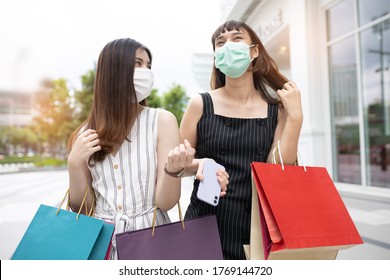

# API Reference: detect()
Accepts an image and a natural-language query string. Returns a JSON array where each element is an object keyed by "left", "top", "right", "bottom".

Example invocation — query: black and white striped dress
[
  {"left": 185, "top": 92, "right": 278, "bottom": 260},
  {"left": 88, "top": 107, "right": 170, "bottom": 259}
]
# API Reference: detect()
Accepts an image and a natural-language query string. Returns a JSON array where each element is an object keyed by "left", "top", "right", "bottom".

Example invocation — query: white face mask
[{"left": 133, "top": 68, "right": 154, "bottom": 102}]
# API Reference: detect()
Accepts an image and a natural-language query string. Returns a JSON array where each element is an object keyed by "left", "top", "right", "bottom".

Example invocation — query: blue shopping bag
[{"left": 11, "top": 189, "right": 114, "bottom": 260}]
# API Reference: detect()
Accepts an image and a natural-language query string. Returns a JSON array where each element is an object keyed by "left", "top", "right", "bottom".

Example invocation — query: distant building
[
  {"left": 0, "top": 91, "right": 34, "bottom": 127},
  {"left": 192, "top": 53, "right": 214, "bottom": 92}
]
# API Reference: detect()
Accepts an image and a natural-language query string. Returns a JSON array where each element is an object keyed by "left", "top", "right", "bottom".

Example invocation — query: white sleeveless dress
[{"left": 88, "top": 107, "right": 170, "bottom": 259}]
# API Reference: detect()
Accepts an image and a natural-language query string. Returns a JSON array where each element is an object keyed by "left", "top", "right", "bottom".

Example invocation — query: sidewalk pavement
[{"left": 1, "top": 170, "right": 389, "bottom": 260}]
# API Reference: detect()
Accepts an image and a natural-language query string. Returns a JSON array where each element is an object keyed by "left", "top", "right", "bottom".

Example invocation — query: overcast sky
[{"left": 0, "top": 0, "right": 222, "bottom": 97}]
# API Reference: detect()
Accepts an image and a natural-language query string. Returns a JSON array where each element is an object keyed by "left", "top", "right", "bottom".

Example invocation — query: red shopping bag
[{"left": 246, "top": 162, "right": 363, "bottom": 260}]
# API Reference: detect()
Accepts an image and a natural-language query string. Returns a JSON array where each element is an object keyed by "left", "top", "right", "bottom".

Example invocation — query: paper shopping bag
[
  {"left": 11, "top": 189, "right": 114, "bottom": 260},
  {"left": 247, "top": 162, "right": 363, "bottom": 260},
  {"left": 88, "top": 221, "right": 114, "bottom": 260},
  {"left": 116, "top": 213, "right": 223, "bottom": 260}
]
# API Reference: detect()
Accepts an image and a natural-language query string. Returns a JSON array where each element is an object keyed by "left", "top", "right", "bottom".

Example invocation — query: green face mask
[{"left": 214, "top": 41, "right": 254, "bottom": 78}]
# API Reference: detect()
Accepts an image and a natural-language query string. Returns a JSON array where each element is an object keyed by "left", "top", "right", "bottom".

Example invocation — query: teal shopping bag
[
  {"left": 11, "top": 189, "right": 114, "bottom": 260},
  {"left": 89, "top": 220, "right": 114, "bottom": 260}
]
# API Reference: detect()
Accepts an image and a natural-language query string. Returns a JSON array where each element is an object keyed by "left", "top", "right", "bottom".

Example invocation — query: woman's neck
[{"left": 223, "top": 73, "right": 258, "bottom": 102}]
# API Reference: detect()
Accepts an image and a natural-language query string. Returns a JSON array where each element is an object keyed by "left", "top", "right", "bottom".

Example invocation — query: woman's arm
[
  {"left": 155, "top": 109, "right": 194, "bottom": 211},
  {"left": 179, "top": 95, "right": 203, "bottom": 175},
  {"left": 267, "top": 81, "right": 303, "bottom": 164},
  {"left": 180, "top": 94, "right": 229, "bottom": 196},
  {"left": 67, "top": 129, "right": 100, "bottom": 213}
]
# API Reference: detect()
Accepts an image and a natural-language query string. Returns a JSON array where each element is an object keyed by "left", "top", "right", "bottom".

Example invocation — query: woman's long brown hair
[
  {"left": 68, "top": 38, "right": 152, "bottom": 164},
  {"left": 210, "top": 20, "right": 288, "bottom": 104}
]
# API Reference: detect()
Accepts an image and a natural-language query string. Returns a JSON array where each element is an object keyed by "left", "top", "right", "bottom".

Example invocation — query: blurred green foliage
[
  {"left": 0, "top": 155, "right": 66, "bottom": 167},
  {"left": 162, "top": 84, "right": 189, "bottom": 125},
  {"left": 0, "top": 68, "right": 189, "bottom": 167}
]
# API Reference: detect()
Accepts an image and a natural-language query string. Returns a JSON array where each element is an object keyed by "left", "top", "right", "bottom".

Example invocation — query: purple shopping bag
[{"left": 116, "top": 214, "right": 223, "bottom": 260}]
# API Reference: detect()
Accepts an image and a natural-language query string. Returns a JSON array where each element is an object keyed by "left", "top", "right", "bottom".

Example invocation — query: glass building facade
[{"left": 327, "top": 0, "right": 390, "bottom": 188}]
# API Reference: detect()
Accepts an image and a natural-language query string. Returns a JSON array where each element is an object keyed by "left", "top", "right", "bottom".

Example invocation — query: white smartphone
[{"left": 197, "top": 160, "right": 225, "bottom": 206}]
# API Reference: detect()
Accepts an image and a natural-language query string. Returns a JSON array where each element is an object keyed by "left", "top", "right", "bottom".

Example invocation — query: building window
[
  {"left": 360, "top": 16, "right": 390, "bottom": 187},
  {"left": 326, "top": 0, "right": 390, "bottom": 188},
  {"left": 358, "top": 0, "right": 390, "bottom": 26},
  {"left": 326, "top": 0, "right": 354, "bottom": 40},
  {"left": 329, "top": 37, "right": 362, "bottom": 185}
]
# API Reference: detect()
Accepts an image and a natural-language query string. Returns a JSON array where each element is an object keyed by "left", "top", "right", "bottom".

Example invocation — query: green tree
[
  {"left": 33, "top": 79, "right": 75, "bottom": 158},
  {"left": 19, "top": 126, "right": 38, "bottom": 154},
  {"left": 162, "top": 84, "right": 189, "bottom": 124},
  {"left": 74, "top": 69, "right": 95, "bottom": 123},
  {"left": 6, "top": 127, "right": 25, "bottom": 154},
  {"left": 0, "top": 126, "right": 9, "bottom": 155},
  {"left": 146, "top": 88, "right": 162, "bottom": 108},
  {"left": 0, "top": 126, "right": 37, "bottom": 156}
]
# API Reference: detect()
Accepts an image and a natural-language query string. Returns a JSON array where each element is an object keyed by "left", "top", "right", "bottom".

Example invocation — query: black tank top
[{"left": 185, "top": 92, "right": 278, "bottom": 260}]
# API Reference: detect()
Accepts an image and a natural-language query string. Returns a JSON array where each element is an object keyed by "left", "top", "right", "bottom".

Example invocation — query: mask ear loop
[{"left": 249, "top": 44, "right": 258, "bottom": 62}]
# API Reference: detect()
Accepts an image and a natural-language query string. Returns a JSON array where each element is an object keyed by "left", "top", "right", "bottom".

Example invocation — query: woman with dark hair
[
  {"left": 180, "top": 20, "right": 303, "bottom": 259},
  {"left": 66, "top": 38, "right": 228, "bottom": 259}
]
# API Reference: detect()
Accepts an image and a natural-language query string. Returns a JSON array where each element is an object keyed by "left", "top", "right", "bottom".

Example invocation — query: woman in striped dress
[
  {"left": 180, "top": 21, "right": 303, "bottom": 259},
  {"left": 66, "top": 38, "right": 221, "bottom": 259}
]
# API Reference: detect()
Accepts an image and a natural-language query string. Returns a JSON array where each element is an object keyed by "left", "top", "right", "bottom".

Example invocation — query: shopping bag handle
[
  {"left": 151, "top": 201, "right": 185, "bottom": 237},
  {"left": 272, "top": 140, "right": 307, "bottom": 172},
  {"left": 56, "top": 187, "right": 94, "bottom": 220}
]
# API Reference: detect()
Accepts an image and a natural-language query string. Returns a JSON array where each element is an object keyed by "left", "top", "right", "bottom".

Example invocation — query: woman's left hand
[
  {"left": 277, "top": 81, "right": 303, "bottom": 121},
  {"left": 216, "top": 169, "right": 229, "bottom": 197},
  {"left": 195, "top": 159, "right": 229, "bottom": 197},
  {"left": 166, "top": 139, "right": 196, "bottom": 173}
]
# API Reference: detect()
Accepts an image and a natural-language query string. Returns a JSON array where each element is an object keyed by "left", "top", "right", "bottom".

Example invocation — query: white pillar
[{"left": 288, "top": 0, "right": 328, "bottom": 168}]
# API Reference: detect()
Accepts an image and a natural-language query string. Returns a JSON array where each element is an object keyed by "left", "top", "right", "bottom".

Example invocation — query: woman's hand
[
  {"left": 166, "top": 139, "right": 196, "bottom": 173},
  {"left": 272, "top": 81, "right": 303, "bottom": 165},
  {"left": 68, "top": 129, "right": 101, "bottom": 166},
  {"left": 196, "top": 159, "right": 229, "bottom": 197},
  {"left": 277, "top": 81, "right": 303, "bottom": 122}
]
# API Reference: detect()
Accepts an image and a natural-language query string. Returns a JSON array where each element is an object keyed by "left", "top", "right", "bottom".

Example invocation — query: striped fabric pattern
[
  {"left": 88, "top": 107, "right": 170, "bottom": 259},
  {"left": 185, "top": 92, "right": 278, "bottom": 260}
]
